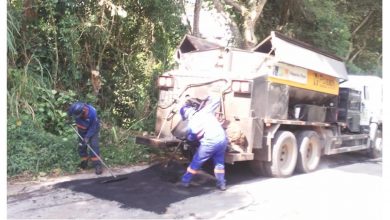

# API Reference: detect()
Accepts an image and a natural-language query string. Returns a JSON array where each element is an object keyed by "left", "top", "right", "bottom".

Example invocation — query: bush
[
  {"left": 7, "top": 115, "right": 160, "bottom": 177},
  {"left": 100, "top": 138, "right": 153, "bottom": 166},
  {"left": 7, "top": 116, "right": 79, "bottom": 176},
  {"left": 99, "top": 123, "right": 157, "bottom": 165}
]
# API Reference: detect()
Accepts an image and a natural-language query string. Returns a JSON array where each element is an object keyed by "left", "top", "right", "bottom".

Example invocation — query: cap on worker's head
[
  {"left": 72, "top": 102, "right": 85, "bottom": 118},
  {"left": 180, "top": 106, "right": 195, "bottom": 120}
]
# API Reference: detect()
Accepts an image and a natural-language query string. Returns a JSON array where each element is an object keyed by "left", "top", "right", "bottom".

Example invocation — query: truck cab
[{"left": 340, "top": 75, "right": 382, "bottom": 127}]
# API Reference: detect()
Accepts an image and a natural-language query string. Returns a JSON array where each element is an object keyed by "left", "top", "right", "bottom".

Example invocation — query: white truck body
[{"left": 136, "top": 32, "right": 382, "bottom": 177}]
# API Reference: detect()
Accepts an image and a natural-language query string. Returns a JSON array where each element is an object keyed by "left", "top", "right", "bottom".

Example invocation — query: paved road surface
[{"left": 7, "top": 152, "right": 386, "bottom": 219}]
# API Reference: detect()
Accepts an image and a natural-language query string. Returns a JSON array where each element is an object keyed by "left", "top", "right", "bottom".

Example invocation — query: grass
[{"left": 7, "top": 115, "right": 162, "bottom": 180}]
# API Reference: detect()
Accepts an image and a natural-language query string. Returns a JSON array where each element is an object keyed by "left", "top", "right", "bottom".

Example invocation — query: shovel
[{"left": 70, "top": 125, "right": 127, "bottom": 184}]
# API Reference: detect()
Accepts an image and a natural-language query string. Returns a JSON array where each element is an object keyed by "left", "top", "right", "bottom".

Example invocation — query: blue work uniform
[
  {"left": 181, "top": 95, "right": 228, "bottom": 188},
  {"left": 68, "top": 103, "right": 101, "bottom": 165}
]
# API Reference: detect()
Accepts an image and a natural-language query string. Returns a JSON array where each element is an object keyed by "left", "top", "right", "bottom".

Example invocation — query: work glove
[
  {"left": 186, "top": 133, "right": 197, "bottom": 142},
  {"left": 66, "top": 116, "right": 74, "bottom": 125},
  {"left": 185, "top": 98, "right": 201, "bottom": 109}
]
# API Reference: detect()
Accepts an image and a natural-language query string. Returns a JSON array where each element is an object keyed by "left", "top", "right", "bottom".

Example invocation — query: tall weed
[
  {"left": 7, "top": 115, "right": 159, "bottom": 177},
  {"left": 7, "top": 116, "right": 79, "bottom": 176}
]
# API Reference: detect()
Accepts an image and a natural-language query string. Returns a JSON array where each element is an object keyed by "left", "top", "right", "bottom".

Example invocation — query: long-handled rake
[{"left": 70, "top": 125, "right": 127, "bottom": 184}]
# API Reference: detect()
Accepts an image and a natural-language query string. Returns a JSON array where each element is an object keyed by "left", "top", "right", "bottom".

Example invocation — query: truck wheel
[
  {"left": 263, "top": 131, "right": 298, "bottom": 177},
  {"left": 368, "top": 129, "right": 382, "bottom": 158},
  {"left": 295, "top": 131, "right": 321, "bottom": 173}
]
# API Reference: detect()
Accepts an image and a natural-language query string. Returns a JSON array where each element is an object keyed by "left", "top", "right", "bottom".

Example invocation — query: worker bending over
[{"left": 179, "top": 93, "right": 228, "bottom": 191}]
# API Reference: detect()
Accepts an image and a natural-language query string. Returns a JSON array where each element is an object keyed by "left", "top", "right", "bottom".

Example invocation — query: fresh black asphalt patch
[
  {"left": 55, "top": 161, "right": 257, "bottom": 214},
  {"left": 51, "top": 153, "right": 375, "bottom": 214}
]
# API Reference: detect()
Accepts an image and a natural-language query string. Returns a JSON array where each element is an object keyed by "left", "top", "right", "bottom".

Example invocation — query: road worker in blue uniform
[
  {"left": 68, "top": 101, "right": 103, "bottom": 175},
  {"left": 179, "top": 93, "right": 228, "bottom": 191}
]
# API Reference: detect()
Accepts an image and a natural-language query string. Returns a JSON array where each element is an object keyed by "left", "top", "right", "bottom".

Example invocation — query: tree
[
  {"left": 339, "top": 0, "right": 382, "bottom": 75},
  {"left": 212, "top": 0, "right": 268, "bottom": 49},
  {"left": 8, "top": 0, "right": 186, "bottom": 129},
  {"left": 193, "top": 0, "right": 202, "bottom": 37},
  {"left": 255, "top": 0, "right": 382, "bottom": 75}
]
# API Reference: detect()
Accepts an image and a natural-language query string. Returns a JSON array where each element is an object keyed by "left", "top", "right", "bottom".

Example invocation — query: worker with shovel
[
  {"left": 178, "top": 90, "right": 228, "bottom": 191},
  {"left": 68, "top": 101, "right": 103, "bottom": 175}
]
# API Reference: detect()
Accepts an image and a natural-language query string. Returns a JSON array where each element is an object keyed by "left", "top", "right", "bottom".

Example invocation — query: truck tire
[
  {"left": 368, "top": 129, "right": 382, "bottom": 158},
  {"left": 295, "top": 131, "right": 321, "bottom": 173},
  {"left": 262, "top": 131, "right": 298, "bottom": 177}
]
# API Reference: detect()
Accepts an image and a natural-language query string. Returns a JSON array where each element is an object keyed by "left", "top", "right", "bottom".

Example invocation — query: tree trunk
[
  {"left": 277, "top": 0, "right": 296, "bottom": 30},
  {"left": 23, "top": 0, "right": 37, "bottom": 21},
  {"left": 242, "top": 0, "right": 267, "bottom": 49},
  {"left": 242, "top": 16, "right": 257, "bottom": 49},
  {"left": 193, "top": 0, "right": 202, "bottom": 37},
  {"left": 212, "top": 0, "right": 242, "bottom": 47},
  {"left": 349, "top": 41, "right": 366, "bottom": 63},
  {"left": 178, "top": 0, "right": 193, "bottom": 34},
  {"left": 345, "top": 10, "right": 374, "bottom": 61},
  {"left": 213, "top": 0, "right": 268, "bottom": 49}
]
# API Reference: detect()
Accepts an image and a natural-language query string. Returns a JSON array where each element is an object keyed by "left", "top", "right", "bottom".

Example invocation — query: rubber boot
[
  {"left": 217, "top": 182, "right": 226, "bottom": 191},
  {"left": 179, "top": 171, "right": 193, "bottom": 188},
  {"left": 176, "top": 181, "right": 190, "bottom": 188},
  {"left": 95, "top": 163, "right": 103, "bottom": 175},
  {"left": 215, "top": 173, "right": 226, "bottom": 191},
  {"left": 79, "top": 160, "right": 88, "bottom": 170}
]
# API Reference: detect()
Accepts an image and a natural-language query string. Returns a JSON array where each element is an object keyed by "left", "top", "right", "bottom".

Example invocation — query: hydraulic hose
[
  {"left": 156, "top": 78, "right": 230, "bottom": 138},
  {"left": 157, "top": 78, "right": 229, "bottom": 110}
]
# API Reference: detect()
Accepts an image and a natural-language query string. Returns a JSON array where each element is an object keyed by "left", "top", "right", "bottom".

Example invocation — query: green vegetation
[
  {"left": 209, "top": 0, "right": 382, "bottom": 76},
  {"left": 7, "top": 115, "right": 156, "bottom": 176},
  {"left": 8, "top": 116, "right": 78, "bottom": 176},
  {"left": 7, "top": 0, "right": 184, "bottom": 177},
  {"left": 258, "top": 0, "right": 382, "bottom": 76}
]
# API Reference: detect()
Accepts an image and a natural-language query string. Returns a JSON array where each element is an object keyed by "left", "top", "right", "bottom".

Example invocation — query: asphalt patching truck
[{"left": 136, "top": 31, "right": 382, "bottom": 177}]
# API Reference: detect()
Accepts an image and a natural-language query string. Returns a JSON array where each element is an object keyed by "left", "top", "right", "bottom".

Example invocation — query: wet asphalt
[
  {"left": 55, "top": 152, "right": 377, "bottom": 214},
  {"left": 55, "top": 160, "right": 257, "bottom": 214}
]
